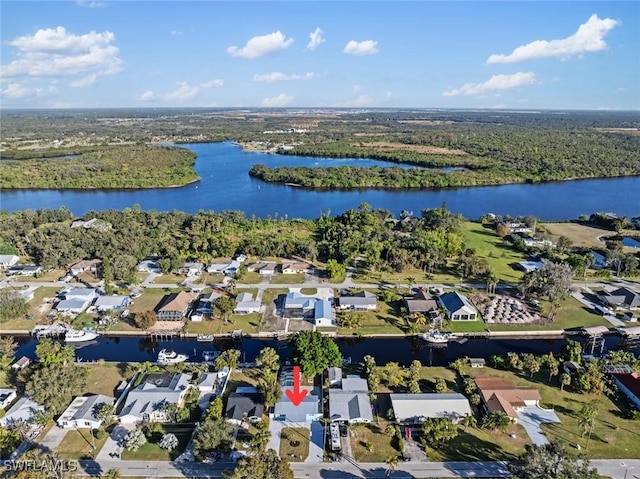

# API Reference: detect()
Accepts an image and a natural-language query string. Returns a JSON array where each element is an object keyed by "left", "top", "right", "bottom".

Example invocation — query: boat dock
[{"left": 32, "top": 322, "right": 67, "bottom": 339}]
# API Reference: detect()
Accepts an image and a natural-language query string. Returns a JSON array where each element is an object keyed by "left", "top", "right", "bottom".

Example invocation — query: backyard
[
  {"left": 57, "top": 429, "right": 110, "bottom": 460},
  {"left": 279, "top": 427, "right": 310, "bottom": 462}
]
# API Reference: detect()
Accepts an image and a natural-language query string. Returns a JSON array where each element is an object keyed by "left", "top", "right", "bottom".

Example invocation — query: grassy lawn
[
  {"left": 239, "top": 271, "right": 264, "bottom": 284},
  {"left": 337, "top": 301, "right": 407, "bottom": 335},
  {"left": 57, "top": 429, "right": 109, "bottom": 460},
  {"left": 272, "top": 273, "right": 306, "bottom": 284},
  {"left": 185, "top": 313, "right": 262, "bottom": 334},
  {"left": 542, "top": 222, "right": 611, "bottom": 249},
  {"left": 464, "top": 366, "right": 640, "bottom": 460},
  {"left": 262, "top": 288, "right": 288, "bottom": 308},
  {"left": 279, "top": 427, "right": 310, "bottom": 462},
  {"left": 300, "top": 288, "right": 317, "bottom": 295},
  {"left": 460, "top": 221, "right": 526, "bottom": 283},
  {"left": 0, "top": 286, "right": 61, "bottom": 330},
  {"left": 224, "top": 369, "right": 260, "bottom": 398},
  {"left": 350, "top": 422, "right": 399, "bottom": 462},
  {"left": 82, "top": 363, "right": 127, "bottom": 396},
  {"left": 153, "top": 273, "right": 188, "bottom": 284},
  {"left": 235, "top": 288, "right": 259, "bottom": 298},
  {"left": 122, "top": 424, "right": 194, "bottom": 461},
  {"left": 15, "top": 269, "right": 65, "bottom": 282},
  {"left": 127, "top": 289, "right": 175, "bottom": 314}
]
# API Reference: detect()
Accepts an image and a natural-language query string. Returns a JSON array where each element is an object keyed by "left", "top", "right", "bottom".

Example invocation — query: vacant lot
[
  {"left": 350, "top": 422, "right": 400, "bottom": 462},
  {"left": 121, "top": 424, "right": 193, "bottom": 461},
  {"left": 82, "top": 363, "right": 127, "bottom": 397},
  {"left": 279, "top": 427, "right": 310, "bottom": 462},
  {"left": 542, "top": 222, "right": 611, "bottom": 249},
  {"left": 337, "top": 301, "right": 407, "bottom": 335},
  {"left": 57, "top": 429, "right": 109, "bottom": 460}
]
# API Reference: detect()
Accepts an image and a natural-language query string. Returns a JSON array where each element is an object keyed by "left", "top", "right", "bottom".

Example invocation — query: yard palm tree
[
  {"left": 560, "top": 372, "right": 571, "bottom": 391},
  {"left": 248, "top": 428, "right": 271, "bottom": 453},
  {"left": 578, "top": 405, "right": 598, "bottom": 449},
  {"left": 385, "top": 455, "right": 399, "bottom": 477},
  {"left": 414, "top": 314, "right": 427, "bottom": 327},
  {"left": 406, "top": 276, "right": 416, "bottom": 295}
]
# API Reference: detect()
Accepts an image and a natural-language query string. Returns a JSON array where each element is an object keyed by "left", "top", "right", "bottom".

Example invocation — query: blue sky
[{"left": 1, "top": 1, "right": 638, "bottom": 110}]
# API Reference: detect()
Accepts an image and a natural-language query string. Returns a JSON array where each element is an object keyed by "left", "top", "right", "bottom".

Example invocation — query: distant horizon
[{"left": 1, "top": 2, "right": 638, "bottom": 110}]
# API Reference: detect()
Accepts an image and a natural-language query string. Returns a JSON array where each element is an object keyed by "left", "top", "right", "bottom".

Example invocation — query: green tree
[
  {"left": 159, "top": 433, "right": 179, "bottom": 451},
  {"left": 205, "top": 397, "right": 224, "bottom": 421},
  {"left": 0, "top": 427, "right": 21, "bottom": 455},
  {"left": 255, "top": 347, "right": 280, "bottom": 373},
  {"left": 482, "top": 411, "right": 512, "bottom": 433},
  {"left": 214, "top": 295, "right": 235, "bottom": 323},
  {"left": 35, "top": 337, "right": 75, "bottom": 366},
  {"left": 193, "top": 418, "right": 234, "bottom": 460},
  {"left": 561, "top": 340, "right": 582, "bottom": 363},
  {"left": 325, "top": 259, "right": 346, "bottom": 281},
  {"left": 214, "top": 349, "right": 241, "bottom": 370},
  {"left": 223, "top": 449, "right": 294, "bottom": 479},
  {"left": 102, "top": 257, "right": 114, "bottom": 295},
  {"left": 422, "top": 417, "right": 458, "bottom": 446},
  {"left": 578, "top": 405, "right": 598, "bottom": 448},
  {"left": 289, "top": 331, "right": 342, "bottom": 379},
  {"left": 435, "top": 377, "right": 447, "bottom": 393},
  {"left": 25, "top": 364, "right": 89, "bottom": 415},
  {"left": 133, "top": 310, "right": 157, "bottom": 330},
  {"left": 102, "top": 468, "right": 122, "bottom": 479},
  {"left": 96, "top": 403, "right": 116, "bottom": 425},
  {"left": 0, "top": 336, "right": 18, "bottom": 362},
  {"left": 248, "top": 427, "right": 271, "bottom": 453},
  {"left": 510, "top": 441, "right": 599, "bottom": 479},
  {"left": 0, "top": 289, "right": 29, "bottom": 322},
  {"left": 385, "top": 454, "right": 399, "bottom": 477},
  {"left": 124, "top": 429, "right": 147, "bottom": 451},
  {"left": 559, "top": 372, "right": 571, "bottom": 391}
]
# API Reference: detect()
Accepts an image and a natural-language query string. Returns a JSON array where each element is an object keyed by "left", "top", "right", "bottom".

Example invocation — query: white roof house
[
  {"left": 338, "top": 291, "right": 377, "bottom": 311},
  {"left": 0, "top": 388, "right": 17, "bottom": 410},
  {"left": 233, "top": 293, "right": 261, "bottom": 314},
  {"left": 328, "top": 367, "right": 342, "bottom": 386},
  {"left": 207, "top": 260, "right": 241, "bottom": 276},
  {"left": 328, "top": 375, "right": 372, "bottom": 424},
  {"left": 197, "top": 368, "right": 230, "bottom": 394},
  {"left": 64, "top": 288, "right": 98, "bottom": 301},
  {"left": 57, "top": 394, "right": 114, "bottom": 429},
  {"left": 314, "top": 298, "right": 335, "bottom": 327},
  {"left": 272, "top": 387, "right": 322, "bottom": 423},
  {"left": 118, "top": 373, "right": 191, "bottom": 424},
  {"left": 56, "top": 299, "right": 91, "bottom": 314},
  {"left": 0, "top": 255, "right": 19, "bottom": 269},
  {"left": 390, "top": 393, "right": 472, "bottom": 424},
  {"left": 70, "top": 259, "right": 102, "bottom": 276},
  {"left": 0, "top": 396, "right": 44, "bottom": 428},
  {"left": 94, "top": 295, "right": 130, "bottom": 311}
]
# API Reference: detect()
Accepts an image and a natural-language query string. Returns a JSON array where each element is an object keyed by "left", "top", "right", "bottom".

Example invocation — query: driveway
[
  {"left": 305, "top": 421, "right": 324, "bottom": 463},
  {"left": 96, "top": 424, "right": 133, "bottom": 460},
  {"left": 517, "top": 405, "right": 560, "bottom": 445},
  {"left": 38, "top": 425, "right": 68, "bottom": 452}
]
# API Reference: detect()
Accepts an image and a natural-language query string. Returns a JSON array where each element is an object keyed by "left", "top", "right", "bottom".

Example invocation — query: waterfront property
[
  {"left": 0, "top": 395, "right": 44, "bottom": 428},
  {"left": 233, "top": 292, "right": 261, "bottom": 314},
  {"left": 328, "top": 375, "right": 372, "bottom": 424},
  {"left": 197, "top": 368, "right": 230, "bottom": 394},
  {"left": 94, "top": 294, "right": 130, "bottom": 312},
  {"left": 314, "top": 298, "right": 335, "bottom": 327},
  {"left": 611, "top": 372, "right": 640, "bottom": 409},
  {"left": 284, "top": 291, "right": 317, "bottom": 318},
  {"left": 10, "top": 356, "right": 31, "bottom": 371},
  {"left": 272, "top": 386, "right": 322, "bottom": 422},
  {"left": 390, "top": 393, "right": 472, "bottom": 424},
  {"left": 118, "top": 372, "right": 192, "bottom": 424},
  {"left": 225, "top": 392, "right": 265, "bottom": 425},
  {"left": 439, "top": 291, "right": 479, "bottom": 321},
  {"left": 474, "top": 376, "right": 541, "bottom": 421},
  {"left": 155, "top": 291, "right": 196, "bottom": 320},
  {"left": 57, "top": 394, "right": 114, "bottom": 429},
  {"left": 405, "top": 289, "right": 439, "bottom": 316},
  {"left": 55, "top": 288, "right": 97, "bottom": 314},
  {"left": 338, "top": 291, "right": 377, "bottom": 311},
  {"left": 0, "top": 388, "right": 17, "bottom": 410},
  {"left": 194, "top": 290, "right": 222, "bottom": 317}
]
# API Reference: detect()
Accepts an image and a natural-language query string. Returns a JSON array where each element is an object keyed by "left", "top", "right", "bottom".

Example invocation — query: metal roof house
[
  {"left": 338, "top": 291, "right": 377, "bottom": 311},
  {"left": 272, "top": 387, "right": 322, "bottom": 423},
  {"left": 94, "top": 295, "right": 130, "bottom": 312},
  {"left": 390, "top": 393, "right": 472, "bottom": 424},
  {"left": 438, "top": 292, "right": 478, "bottom": 321},
  {"left": 233, "top": 292, "right": 261, "bottom": 314},
  {"left": 314, "top": 298, "right": 335, "bottom": 327},
  {"left": 118, "top": 373, "right": 191, "bottom": 424},
  {"left": 0, "top": 255, "right": 19, "bottom": 269},
  {"left": 0, "top": 396, "right": 44, "bottom": 428},
  {"left": 328, "top": 376, "right": 372, "bottom": 424},
  {"left": 57, "top": 394, "right": 114, "bottom": 429}
]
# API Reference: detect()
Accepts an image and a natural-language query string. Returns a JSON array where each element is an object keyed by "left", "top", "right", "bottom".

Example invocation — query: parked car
[
  {"left": 120, "top": 309, "right": 130, "bottom": 319},
  {"left": 129, "top": 292, "right": 142, "bottom": 299}
]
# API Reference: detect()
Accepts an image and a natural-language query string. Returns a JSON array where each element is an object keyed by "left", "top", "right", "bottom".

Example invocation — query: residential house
[
  {"left": 233, "top": 293, "right": 261, "bottom": 315},
  {"left": 0, "top": 389, "right": 17, "bottom": 410},
  {"left": 155, "top": 292, "right": 195, "bottom": 320},
  {"left": 137, "top": 259, "right": 161, "bottom": 273},
  {"left": 474, "top": 376, "right": 541, "bottom": 421},
  {"left": 225, "top": 393, "right": 265, "bottom": 425},
  {"left": 281, "top": 262, "right": 312, "bottom": 274},
  {"left": 390, "top": 393, "right": 472, "bottom": 425},
  {"left": 522, "top": 237, "right": 553, "bottom": 249},
  {"left": 194, "top": 291, "right": 222, "bottom": 317},
  {"left": 405, "top": 289, "right": 439, "bottom": 316},
  {"left": 284, "top": 292, "right": 317, "bottom": 318},
  {"left": 94, "top": 295, "right": 130, "bottom": 312},
  {"left": 197, "top": 368, "right": 230, "bottom": 394},
  {"left": 207, "top": 260, "right": 241, "bottom": 277},
  {"left": 246, "top": 262, "right": 276, "bottom": 276},
  {"left": 563, "top": 361, "right": 582, "bottom": 376},
  {"left": 56, "top": 288, "right": 97, "bottom": 314},
  {"left": 611, "top": 372, "right": 640, "bottom": 410},
  {"left": 272, "top": 386, "right": 322, "bottom": 422},
  {"left": 469, "top": 358, "right": 486, "bottom": 368},
  {"left": 338, "top": 291, "right": 377, "bottom": 311},
  {"left": 599, "top": 287, "right": 640, "bottom": 310},
  {"left": 7, "top": 265, "right": 43, "bottom": 276},
  {"left": 0, "top": 255, "right": 19, "bottom": 269},
  {"left": 118, "top": 373, "right": 191, "bottom": 424},
  {"left": 57, "top": 394, "right": 114, "bottom": 429},
  {"left": 182, "top": 262, "right": 204, "bottom": 277},
  {"left": 10, "top": 356, "right": 31, "bottom": 372},
  {"left": 70, "top": 218, "right": 111, "bottom": 231},
  {"left": 0, "top": 396, "right": 44, "bottom": 428},
  {"left": 314, "top": 298, "right": 335, "bottom": 327},
  {"left": 70, "top": 259, "right": 102, "bottom": 277},
  {"left": 516, "top": 261, "right": 544, "bottom": 273},
  {"left": 328, "top": 376, "right": 373, "bottom": 424},
  {"left": 439, "top": 292, "right": 479, "bottom": 321}
]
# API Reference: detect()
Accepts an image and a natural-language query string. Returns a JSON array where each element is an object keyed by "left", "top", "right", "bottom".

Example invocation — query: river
[
  {"left": 11, "top": 334, "right": 638, "bottom": 367},
  {"left": 1, "top": 141, "right": 639, "bottom": 220}
]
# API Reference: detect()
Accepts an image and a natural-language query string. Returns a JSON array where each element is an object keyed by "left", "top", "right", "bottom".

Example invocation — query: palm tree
[
  {"left": 578, "top": 405, "right": 598, "bottom": 448},
  {"left": 102, "top": 468, "right": 122, "bottom": 479},
  {"left": 560, "top": 372, "right": 571, "bottom": 391},
  {"left": 406, "top": 276, "right": 416, "bottom": 295},
  {"left": 248, "top": 428, "right": 271, "bottom": 453},
  {"left": 385, "top": 454, "right": 399, "bottom": 477},
  {"left": 414, "top": 314, "right": 427, "bottom": 327}
]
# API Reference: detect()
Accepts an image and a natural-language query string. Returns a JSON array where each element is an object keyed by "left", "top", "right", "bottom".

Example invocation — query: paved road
[{"left": 74, "top": 458, "right": 640, "bottom": 478}]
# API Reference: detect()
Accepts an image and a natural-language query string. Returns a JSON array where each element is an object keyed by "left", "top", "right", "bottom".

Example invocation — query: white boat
[
  {"left": 420, "top": 330, "right": 458, "bottom": 344},
  {"left": 203, "top": 350, "right": 221, "bottom": 362},
  {"left": 157, "top": 349, "right": 188, "bottom": 365},
  {"left": 64, "top": 328, "right": 99, "bottom": 343},
  {"left": 197, "top": 334, "right": 214, "bottom": 342}
]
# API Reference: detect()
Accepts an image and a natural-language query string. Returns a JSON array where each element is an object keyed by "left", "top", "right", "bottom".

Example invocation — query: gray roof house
[
  {"left": 94, "top": 295, "right": 130, "bottom": 311},
  {"left": 438, "top": 292, "right": 478, "bottom": 321},
  {"left": 328, "top": 367, "right": 342, "bottom": 386},
  {"left": 272, "top": 387, "right": 322, "bottom": 423},
  {"left": 8, "top": 265, "right": 43, "bottom": 276},
  {"left": 57, "top": 394, "right": 114, "bottom": 429},
  {"left": 0, "top": 396, "right": 44, "bottom": 428},
  {"left": 233, "top": 293, "right": 261, "bottom": 314},
  {"left": 338, "top": 291, "right": 377, "bottom": 311},
  {"left": 405, "top": 289, "right": 439, "bottom": 315},
  {"left": 314, "top": 298, "right": 335, "bottom": 327},
  {"left": 390, "top": 393, "right": 472, "bottom": 424},
  {"left": 225, "top": 393, "right": 265, "bottom": 425},
  {"left": 118, "top": 373, "right": 191, "bottom": 424},
  {"left": 0, "top": 388, "right": 17, "bottom": 410},
  {"left": 600, "top": 287, "right": 640, "bottom": 309},
  {"left": 56, "top": 298, "right": 91, "bottom": 314},
  {"left": 328, "top": 376, "right": 372, "bottom": 424},
  {"left": 0, "top": 255, "right": 19, "bottom": 269},
  {"left": 284, "top": 292, "right": 317, "bottom": 318}
]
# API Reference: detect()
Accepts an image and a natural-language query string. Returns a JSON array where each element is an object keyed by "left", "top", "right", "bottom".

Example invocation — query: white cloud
[
  {"left": 76, "top": 0, "right": 107, "bottom": 8},
  {"left": 343, "top": 40, "right": 378, "bottom": 55},
  {"left": 306, "top": 27, "right": 325, "bottom": 51},
  {"left": 1, "top": 82, "right": 58, "bottom": 100},
  {"left": 261, "top": 93, "right": 294, "bottom": 107},
  {"left": 253, "top": 72, "right": 314, "bottom": 83},
  {"left": 487, "top": 14, "right": 619, "bottom": 64},
  {"left": 137, "top": 81, "right": 201, "bottom": 104},
  {"left": 201, "top": 79, "right": 224, "bottom": 88},
  {"left": 385, "top": 91, "right": 393, "bottom": 100},
  {"left": 227, "top": 31, "right": 294, "bottom": 59},
  {"left": 1, "top": 26, "right": 124, "bottom": 87},
  {"left": 332, "top": 95, "right": 376, "bottom": 108},
  {"left": 170, "top": 30, "right": 183, "bottom": 36},
  {"left": 442, "top": 72, "right": 537, "bottom": 97}
]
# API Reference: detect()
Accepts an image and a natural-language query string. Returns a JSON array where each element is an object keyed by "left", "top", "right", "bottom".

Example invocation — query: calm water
[
  {"left": 1, "top": 141, "right": 639, "bottom": 220},
  {"left": 622, "top": 237, "right": 640, "bottom": 248},
  {"left": 12, "top": 335, "right": 637, "bottom": 366}
]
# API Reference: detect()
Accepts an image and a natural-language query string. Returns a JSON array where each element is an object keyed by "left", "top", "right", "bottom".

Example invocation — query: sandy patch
[{"left": 360, "top": 141, "right": 468, "bottom": 156}]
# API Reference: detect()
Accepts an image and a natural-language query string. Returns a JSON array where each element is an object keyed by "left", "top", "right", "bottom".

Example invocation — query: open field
[
  {"left": 15, "top": 269, "right": 65, "bottom": 282},
  {"left": 272, "top": 273, "right": 306, "bottom": 284},
  {"left": 337, "top": 301, "right": 407, "bottom": 335},
  {"left": 279, "top": 427, "right": 310, "bottom": 462},
  {"left": 121, "top": 424, "right": 194, "bottom": 461},
  {"left": 152, "top": 273, "right": 188, "bottom": 285},
  {"left": 238, "top": 271, "right": 264, "bottom": 284},
  {"left": 350, "top": 422, "right": 399, "bottom": 463},
  {"left": 82, "top": 363, "right": 126, "bottom": 397},
  {"left": 542, "top": 222, "right": 612, "bottom": 249}
]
